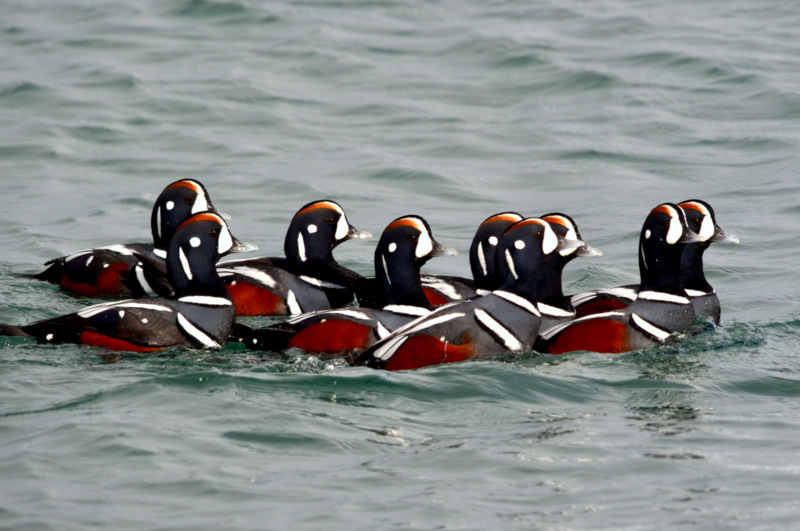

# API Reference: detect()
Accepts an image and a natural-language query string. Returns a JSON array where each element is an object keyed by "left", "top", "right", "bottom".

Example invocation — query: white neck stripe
[
  {"left": 178, "top": 296, "right": 232, "bottom": 306},
  {"left": 493, "top": 290, "right": 541, "bottom": 317},
  {"left": 638, "top": 291, "right": 690, "bottom": 304},
  {"left": 537, "top": 302, "right": 574, "bottom": 318}
]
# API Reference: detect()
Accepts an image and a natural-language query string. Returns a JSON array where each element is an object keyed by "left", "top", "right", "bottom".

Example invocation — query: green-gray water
[{"left": 2, "top": 0, "right": 800, "bottom": 528}]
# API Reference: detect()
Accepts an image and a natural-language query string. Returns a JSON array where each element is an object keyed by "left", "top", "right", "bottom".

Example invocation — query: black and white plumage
[
  {"left": 419, "top": 212, "right": 523, "bottom": 306},
  {"left": 1, "top": 212, "right": 255, "bottom": 352},
  {"left": 533, "top": 213, "right": 602, "bottom": 333},
  {"left": 568, "top": 200, "right": 738, "bottom": 324},
  {"left": 24, "top": 179, "right": 222, "bottom": 299},
  {"left": 233, "top": 215, "right": 456, "bottom": 354},
  {"left": 538, "top": 203, "right": 704, "bottom": 355},
  {"left": 356, "top": 217, "right": 583, "bottom": 370},
  {"left": 218, "top": 200, "right": 370, "bottom": 316}
]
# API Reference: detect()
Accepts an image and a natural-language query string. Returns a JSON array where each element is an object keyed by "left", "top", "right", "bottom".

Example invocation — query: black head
[
  {"left": 638, "top": 203, "right": 702, "bottom": 292},
  {"left": 167, "top": 212, "right": 255, "bottom": 297},
  {"left": 677, "top": 200, "right": 739, "bottom": 246},
  {"left": 541, "top": 213, "right": 603, "bottom": 264},
  {"left": 151, "top": 179, "right": 222, "bottom": 251},
  {"left": 469, "top": 212, "right": 523, "bottom": 290},
  {"left": 677, "top": 199, "right": 739, "bottom": 293},
  {"left": 494, "top": 218, "right": 583, "bottom": 300},
  {"left": 284, "top": 200, "right": 371, "bottom": 268},
  {"left": 375, "top": 215, "right": 457, "bottom": 307}
]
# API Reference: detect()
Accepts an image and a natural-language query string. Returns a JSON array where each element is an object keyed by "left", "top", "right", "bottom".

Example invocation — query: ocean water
[{"left": 2, "top": 0, "right": 800, "bottom": 528}]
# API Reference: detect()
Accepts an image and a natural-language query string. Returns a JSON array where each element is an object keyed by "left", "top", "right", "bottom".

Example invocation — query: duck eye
[
  {"left": 327, "top": 217, "right": 337, "bottom": 225},
  {"left": 409, "top": 234, "right": 418, "bottom": 242}
]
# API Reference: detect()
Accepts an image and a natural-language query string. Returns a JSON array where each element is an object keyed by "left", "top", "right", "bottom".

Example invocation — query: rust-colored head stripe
[
  {"left": 542, "top": 214, "right": 570, "bottom": 228},
  {"left": 167, "top": 180, "right": 201, "bottom": 194},
  {"left": 176, "top": 212, "right": 222, "bottom": 232},
  {"left": 651, "top": 204, "right": 676, "bottom": 217},
  {"left": 296, "top": 201, "right": 342, "bottom": 217},
  {"left": 506, "top": 218, "right": 547, "bottom": 233},
  {"left": 386, "top": 217, "right": 424, "bottom": 232},
  {"left": 482, "top": 213, "right": 523, "bottom": 226}
]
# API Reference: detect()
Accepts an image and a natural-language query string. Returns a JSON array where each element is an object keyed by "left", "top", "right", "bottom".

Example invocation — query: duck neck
[
  {"left": 168, "top": 250, "right": 231, "bottom": 300},
  {"left": 533, "top": 256, "right": 574, "bottom": 312},
  {"left": 639, "top": 238, "right": 686, "bottom": 296},
  {"left": 376, "top": 253, "right": 432, "bottom": 309},
  {"left": 680, "top": 242, "right": 713, "bottom": 293}
]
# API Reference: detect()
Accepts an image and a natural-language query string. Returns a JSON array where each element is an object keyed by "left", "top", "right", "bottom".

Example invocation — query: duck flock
[{"left": 1, "top": 179, "right": 738, "bottom": 370}]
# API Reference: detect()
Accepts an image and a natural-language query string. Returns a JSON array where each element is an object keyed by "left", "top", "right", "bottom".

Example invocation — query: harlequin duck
[
  {"left": 538, "top": 203, "right": 702, "bottom": 355},
  {"left": 419, "top": 212, "right": 523, "bottom": 306},
  {"left": 233, "top": 215, "right": 456, "bottom": 355},
  {"left": 533, "top": 213, "right": 602, "bottom": 333},
  {"left": 217, "top": 200, "right": 371, "bottom": 316},
  {"left": 24, "top": 179, "right": 223, "bottom": 298},
  {"left": 0, "top": 212, "right": 256, "bottom": 351},
  {"left": 569, "top": 200, "right": 737, "bottom": 324},
  {"left": 355, "top": 217, "right": 583, "bottom": 371},
  {"left": 677, "top": 199, "right": 739, "bottom": 323}
]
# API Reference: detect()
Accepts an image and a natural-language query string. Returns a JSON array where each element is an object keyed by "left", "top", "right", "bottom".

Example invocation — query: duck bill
[
  {"left": 556, "top": 235, "right": 584, "bottom": 254},
  {"left": 431, "top": 240, "right": 458, "bottom": 258},
  {"left": 230, "top": 238, "right": 259, "bottom": 254},
  {"left": 575, "top": 243, "right": 603, "bottom": 257},
  {"left": 346, "top": 224, "right": 373, "bottom": 240},
  {"left": 710, "top": 225, "right": 740, "bottom": 244},
  {"left": 679, "top": 229, "right": 704, "bottom": 244}
]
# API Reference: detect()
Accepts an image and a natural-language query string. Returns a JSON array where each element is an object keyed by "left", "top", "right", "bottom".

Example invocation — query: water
[{"left": 2, "top": 0, "right": 800, "bottom": 527}]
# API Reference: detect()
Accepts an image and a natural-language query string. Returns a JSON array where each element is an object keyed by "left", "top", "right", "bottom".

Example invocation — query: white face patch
[
  {"left": 118, "top": 310, "right": 125, "bottom": 318},
  {"left": 505, "top": 249, "right": 518, "bottom": 280},
  {"left": 307, "top": 224, "right": 318, "bottom": 234},
  {"left": 488, "top": 236, "right": 498, "bottom": 246},
  {"left": 549, "top": 216, "right": 579, "bottom": 257},
  {"left": 335, "top": 211, "right": 349, "bottom": 241},
  {"left": 514, "top": 239, "right": 525, "bottom": 250},
  {"left": 297, "top": 232, "right": 306, "bottom": 262},
  {"left": 686, "top": 203, "right": 715, "bottom": 241},
  {"left": 218, "top": 223, "right": 233, "bottom": 255},
  {"left": 665, "top": 206, "right": 683, "bottom": 244},
  {"left": 179, "top": 247, "right": 192, "bottom": 280},
  {"left": 388, "top": 242, "right": 397, "bottom": 253},
  {"left": 645, "top": 229, "right": 651, "bottom": 239},
  {"left": 542, "top": 223, "right": 558, "bottom": 255},
  {"left": 166, "top": 201, "right": 174, "bottom": 211},
  {"left": 415, "top": 226, "right": 433, "bottom": 258},
  {"left": 190, "top": 237, "right": 201, "bottom": 248},
  {"left": 192, "top": 190, "right": 209, "bottom": 214}
]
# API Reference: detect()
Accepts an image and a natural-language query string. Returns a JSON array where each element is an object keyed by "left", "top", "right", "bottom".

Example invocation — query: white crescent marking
[
  {"left": 177, "top": 312, "right": 220, "bottom": 348},
  {"left": 474, "top": 308, "right": 523, "bottom": 351}
]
